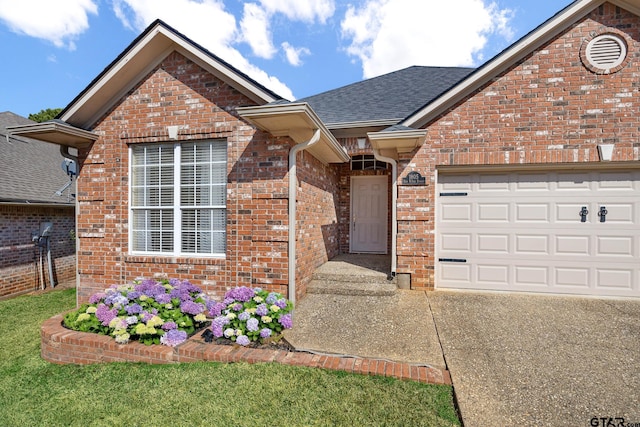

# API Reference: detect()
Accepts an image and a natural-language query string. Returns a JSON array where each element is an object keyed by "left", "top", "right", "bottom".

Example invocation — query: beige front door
[
  {"left": 436, "top": 169, "right": 640, "bottom": 297},
  {"left": 351, "top": 176, "right": 388, "bottom": 253}
]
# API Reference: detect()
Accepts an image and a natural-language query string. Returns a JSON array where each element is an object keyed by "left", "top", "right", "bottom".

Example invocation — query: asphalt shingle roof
[
  {"left": 297, "top": 66, "right": 475, "bottom": 126},
  {"left": 0, "top": 112, "right": 75, "bottom": 205}
]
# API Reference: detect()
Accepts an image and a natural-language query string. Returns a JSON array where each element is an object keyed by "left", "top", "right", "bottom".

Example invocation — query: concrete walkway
[
  {"left": 285, "top": 290, "right": 446, "bottom": 369},
  {"left": 429, "top": 291, "right": 640, "bottom": 426}
]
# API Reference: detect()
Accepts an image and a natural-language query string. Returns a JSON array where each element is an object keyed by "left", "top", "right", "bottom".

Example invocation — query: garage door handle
[
  {"left": 598, "top": 206, "right": 608, "bottom": 223},
  {"left": 580, "top": 206, "right": 588, "bottom": 222}
]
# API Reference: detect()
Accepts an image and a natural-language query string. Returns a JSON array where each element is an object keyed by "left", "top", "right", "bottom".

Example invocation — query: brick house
[
  {"left": 11, "top": 0, "right": 640, "bottom": 302},
  {"left": 1, "top": 112, "right": 76, "bottom": 298}
]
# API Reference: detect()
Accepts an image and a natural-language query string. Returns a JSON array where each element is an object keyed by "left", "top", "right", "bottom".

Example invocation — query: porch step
[{"left": 307, "top": 279, "right": 397, "bottom": 297}]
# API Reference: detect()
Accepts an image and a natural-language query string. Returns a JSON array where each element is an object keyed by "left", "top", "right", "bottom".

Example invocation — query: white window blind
[{"left": 130, "top": 140, "right": 227, "bottom": 256}]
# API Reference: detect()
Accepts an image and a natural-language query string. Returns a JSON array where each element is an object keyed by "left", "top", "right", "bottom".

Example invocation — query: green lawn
[{"left": 0, "top": 288, "right": 460, "bottom": 426}]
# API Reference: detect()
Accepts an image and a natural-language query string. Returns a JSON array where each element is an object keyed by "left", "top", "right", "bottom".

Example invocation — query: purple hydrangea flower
[
  {"left": 260, "top": 328, "right": 272, "bottom": 338},
  {"left": 246, "top": 317, "right": 259, "bottom": 332},
  {"left": 134, "top": 279, "right": 167, "bottom": 298},
  {"left": 180, "top": 300, "right": 204, "bottom": 316},
  {"left": 211, "top": 316, "right": 231, "bottom": 338},
  {"left": 169, "top": 278, "right": 181, "bottom": 286},
  {"left": 278, "top": 313, "right": 293, "bottom": 329},
  {"left": 256, "top": 304, "right": 268, "bottom": 317},
  {"left": 160, "top": 329, "right": 188, "bottom": 347},
  {"left": 224, "top": 286, "right": 255, "bottom": 302},
  {"left": 125, "top": 303, "right": 142, "bottom": 315},
  {"left": 95, "top": 304, "right": 118, "bottom": 326},
  {"left": 140, "top": 311, "right": 153, "bottom": 323},
  {"left": 89, "top": 292, "right": 106, "bottom": 304},
  {"left": 266, "top": 292, "right": 279, "bottom": 305},
  {"left": 276, "top": 298, "right": 287, "bottom": 309},
  {"left": 232, "top": 303, "right": 243, "bottom": 312},
  {"left": 162, "top": 321, "right": 177, "bottom": 331},
  {"left": 127, "top": 291, "right": 141, "bottom": 300},
  {"left": 236, "top": 335, "right": 250, "bottom": 346},
  {"left": 208, "top": 302, "right": 226, "bottom": 317},
  {"left": 155, "top": 293, "right": 172, "bottom": 304},
  {"left": 238, "top": 311, "right": 251, "bottom": 321},
  {"left": 223, "top": 297, "right": 234, "bottom": 305}
]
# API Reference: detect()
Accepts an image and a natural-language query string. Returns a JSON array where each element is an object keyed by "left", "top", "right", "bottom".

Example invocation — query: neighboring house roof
[
  {"left": 402, "top": 0, "right": 640, "bottom": 128},
  {"left": 298, "top": 66, "right": 474, "bottom": 129},
  {"left": 0, "top": 112, "right": 75, "bottom": 205},
  {"left": 59, "top": 19, "right": 285, "bottom": 130}
]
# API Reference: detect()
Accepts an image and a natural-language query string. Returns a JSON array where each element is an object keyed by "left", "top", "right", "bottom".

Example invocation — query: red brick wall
[
  {"left": 75, "top": 51, "right": 344, "bottom": 303},
  {"left": 294, "top": 149, "right": 341, "bottom": 299},
  {"left": 0, "top": 205, "right": 75, "bottom": 298},
  {"left": 397, "top": 3, "right": 640, "bottom": 289}
]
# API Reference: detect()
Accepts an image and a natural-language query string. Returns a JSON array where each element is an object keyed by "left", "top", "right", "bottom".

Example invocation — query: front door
[{"left": 350, "top": 176, "right": 388, "bottom": 253}]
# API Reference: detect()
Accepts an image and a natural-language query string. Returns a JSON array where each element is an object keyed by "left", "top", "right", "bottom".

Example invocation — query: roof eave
[
  {"left": 60, "top": 21, "right": 283, "bottom": 129},
  {"left": 367, "top": 129, "right": 428, "bottom": 153},
  {"left": 402, "top": 0, "right": 623, "bottom": 128},
  {"left": 238, "top": 103, "right": 350, "bottom": 164},
  {"left": 6, "top": 121, "right": 98, "bottom": 148}
]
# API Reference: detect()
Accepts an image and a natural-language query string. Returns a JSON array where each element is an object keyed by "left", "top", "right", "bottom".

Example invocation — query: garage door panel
[
  {"left": 437, "top": 169, "right": 640, "bottom": 297},
  {"left": 596, "top": 236, "right": 634, "bottom": 257},
  {"left": 515, "top": 266, "right": 549, "bottom": 286},
  {"left": 516, "top": 203, "right": 550, "bottom": 222},
  {"left": 515, "top": 235, "right": 549, "bottom": 254},
  {"left": 555, "top": 235, "right": 590, "bottom": 256},
  {"left": 477, "top": 264, "right": 509, "bottom": 284},
  {"left": 441, "top": 203, "right": 472, "bottom": 221},
  {"left": 477, "top": 234, "right": 509, "bottom": 253},
  {"left": 478, "top": 204, "right": 510, "bottom": 222}
]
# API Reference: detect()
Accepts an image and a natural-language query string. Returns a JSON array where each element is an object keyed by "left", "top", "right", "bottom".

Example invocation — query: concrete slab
[
  {"left": 429, "top": 291, "right": 640, "bottom": 426},
  {"left": 284, "top": 290, "right": 446, "bottom": 369}
]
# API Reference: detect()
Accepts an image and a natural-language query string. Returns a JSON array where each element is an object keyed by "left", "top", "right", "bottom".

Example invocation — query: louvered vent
[{"left": 586, "top": 35, "right": 627, "bottom": 71}]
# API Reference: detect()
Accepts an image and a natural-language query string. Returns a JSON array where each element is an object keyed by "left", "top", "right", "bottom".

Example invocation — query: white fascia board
[
  {"left": 325, "top": 119, "right": 402, "bottom": 130},
  {"left": 402, "top": 0, "right": 609, "bottom": 128},
  {"left": 238, "top": 102, "right": 349, "bottom": 163}
]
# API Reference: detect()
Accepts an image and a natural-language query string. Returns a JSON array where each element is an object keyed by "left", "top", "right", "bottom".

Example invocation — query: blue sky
[{"left": 0, "top": 0, "right": 573, "bottom": 118}]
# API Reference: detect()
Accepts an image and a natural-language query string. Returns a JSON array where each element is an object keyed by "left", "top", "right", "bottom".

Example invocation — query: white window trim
[{"left": 128, "top": 141, "right": 227, "bottom": 258}]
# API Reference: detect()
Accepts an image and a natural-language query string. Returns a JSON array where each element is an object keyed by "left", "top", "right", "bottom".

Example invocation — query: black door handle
[
  {"left": 598, "top": 206, "right": 608, "bottom": 223},
  {"left": 579, "top": 206, "right": 588, "bottom": 222}
]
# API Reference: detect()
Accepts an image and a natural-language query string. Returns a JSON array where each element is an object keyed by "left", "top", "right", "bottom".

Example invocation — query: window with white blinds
[{"left": 130, "top": 140, "right": 227, "bottom": 256}]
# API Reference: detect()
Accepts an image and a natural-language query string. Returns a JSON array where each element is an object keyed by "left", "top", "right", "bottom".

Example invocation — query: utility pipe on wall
[
  {"left": 288, "top": 129, "right": 321, "bottom": 310},
  {"left": 372, "top": 148, "right": 398, "bottom": 275}
]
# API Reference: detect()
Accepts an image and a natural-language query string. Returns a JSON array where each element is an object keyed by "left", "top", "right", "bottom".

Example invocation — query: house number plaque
[{"left": 402, "top": 171, "right": 426, "bottom": 186}]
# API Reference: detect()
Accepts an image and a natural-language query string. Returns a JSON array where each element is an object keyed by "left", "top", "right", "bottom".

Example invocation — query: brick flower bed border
[{"left": 41, "top": 314, "right": 451, "bottom": 385}]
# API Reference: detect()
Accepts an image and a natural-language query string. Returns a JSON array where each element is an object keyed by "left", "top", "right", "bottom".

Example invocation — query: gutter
[
  {"left": 372, "top": 148, "right": 398, "bottom": 275},
  {"left": 288, "top": 129, "right": 321, "bottom": 312}
]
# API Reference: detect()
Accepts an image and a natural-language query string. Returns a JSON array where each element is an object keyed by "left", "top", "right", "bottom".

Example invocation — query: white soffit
[
  {"left": 367, "top": 129, "right": 427, "bottom": 153},
  {"left": 238, "top": 103, "right": 350, "bottom": 164},
  {"left": 403, "top": 0, "right": 640, "bottom": 128}
]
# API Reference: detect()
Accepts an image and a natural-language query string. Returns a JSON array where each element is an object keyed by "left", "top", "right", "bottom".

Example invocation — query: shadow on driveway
[{"left": 428, "top": 291, "right": 640, "bottom": 426}]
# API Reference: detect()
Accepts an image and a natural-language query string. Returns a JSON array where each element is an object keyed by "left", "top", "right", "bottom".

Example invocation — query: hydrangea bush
[
  {"left": 63, "top": 278, "right": 210, "bottom": 347},
  {"left": 209, "top": 286, "right": 293, "bottom": 346}
]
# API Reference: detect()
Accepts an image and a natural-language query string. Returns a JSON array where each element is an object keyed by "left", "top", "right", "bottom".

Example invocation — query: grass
[{"left": 0, "top": 288, "right": 460, "bottom": 427}]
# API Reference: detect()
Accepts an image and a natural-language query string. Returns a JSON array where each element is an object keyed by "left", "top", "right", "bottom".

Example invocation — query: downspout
[
  {"left": 288, "top": 129, "right": 321, "bottom": 311},
  {"left": 372, "top": 148, "right": 397, "bottom": 275},
  {"left": 60, "top": 145, "right": 80, "bottom": 305}
]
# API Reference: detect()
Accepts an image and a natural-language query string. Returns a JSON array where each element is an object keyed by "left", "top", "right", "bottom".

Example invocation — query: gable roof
[
  {"left": 0, "top": 112, "right": 75, "bottom": 205},
  {"left": 402, "top": 0, "right": 640, "bottom": 128},
  {"left": 59, "top": 19, "right": 285, "bottom": 130},
  {"left": 298, "top": 66, "right": 474, "bottom": 129}
]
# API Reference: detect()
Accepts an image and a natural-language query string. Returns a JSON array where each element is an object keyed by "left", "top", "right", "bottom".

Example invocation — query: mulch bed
[{"left": 200, "top": 329, "right": 296, "bottom": 352}]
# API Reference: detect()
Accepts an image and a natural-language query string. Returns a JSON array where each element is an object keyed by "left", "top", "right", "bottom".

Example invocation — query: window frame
[{"left": 128, "top": 140, "right": 227, "bottom": 258}]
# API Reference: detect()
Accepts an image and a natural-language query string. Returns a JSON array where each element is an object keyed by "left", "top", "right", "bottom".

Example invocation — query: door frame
[{"left": 350, "top": 175, "right": 389, "bottom": 254}]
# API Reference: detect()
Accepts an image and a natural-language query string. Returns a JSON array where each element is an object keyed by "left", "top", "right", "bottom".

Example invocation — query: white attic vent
[{"left": 586, "top": 34, "right": 627, "bottom": 72}]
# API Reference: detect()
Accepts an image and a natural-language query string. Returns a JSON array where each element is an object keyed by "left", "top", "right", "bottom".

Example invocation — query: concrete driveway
[{"left": 428, "top": 291, "right": 640, "bottom": 426}]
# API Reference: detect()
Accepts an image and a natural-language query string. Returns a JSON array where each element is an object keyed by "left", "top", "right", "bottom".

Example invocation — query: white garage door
[{"left": 436, "top": 169, "right": 640, "bottom": 297}]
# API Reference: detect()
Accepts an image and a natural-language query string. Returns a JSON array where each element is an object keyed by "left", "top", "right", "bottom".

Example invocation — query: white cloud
[
  {"left": 240, "top": 3, "right": 277, "bottom": 59},
  {"left": 111, "top": 0, "right": 295, "bottom": 100},
  {"left": 341, "top": 0, "right": 514, "bottom": 78},
  {"left": 259, "top": 0, "right": 335, "bottom": 24},
  {"left": 0, "top": 0, "right": 97, "bottom": 50},
  {"left": 282, "top": 42, "right": 310, "bottom": 66}
]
